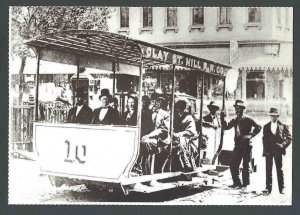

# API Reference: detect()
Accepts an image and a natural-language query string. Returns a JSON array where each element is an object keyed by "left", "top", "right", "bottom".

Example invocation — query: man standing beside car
[
  {"left": 262, "top": 108, "right": 292, "bottom": 194},
  {"left": 220, "top": 100, "right": 261, "bottom": 189}
]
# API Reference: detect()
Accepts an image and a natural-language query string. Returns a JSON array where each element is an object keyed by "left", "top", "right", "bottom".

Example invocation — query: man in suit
[
  {"left": 67, "top": 87, "right": 92, "bottom": 124},
  {"left": 91, "top": 89, "right": 118, "bottom": 125},
  {"left": 172, "top": 99, "right": 197, "bottom": 172},
  {"left": 120, "top": 96, "right": 138, "bottom": 126},
  {"left": 203, "top": 101, "right": 221, "bottom": 160},
  {"left": 262, "top": 108, "right": 292, "bottom": 194},
  {"left": 141, "top": 95, "right": 153, "bottom": 137},
  {"left": 221, "top": 100, "right": 261, "bottom": 189},
  {"left": 140, "top": 97, "right": 170, "bottom": 174},
  {"left": 203, "top": 101, "right": 220, "bottom": 129}
]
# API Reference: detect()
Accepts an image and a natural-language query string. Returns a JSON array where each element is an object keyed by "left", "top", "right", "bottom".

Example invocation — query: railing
[{"left": 11, "top": 102, "right": 71, "bottom": 152}]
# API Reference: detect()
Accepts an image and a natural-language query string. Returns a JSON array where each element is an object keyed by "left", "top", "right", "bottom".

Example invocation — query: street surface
[{"left": 9, "top": 115, "right": 292, "bottom": 205}]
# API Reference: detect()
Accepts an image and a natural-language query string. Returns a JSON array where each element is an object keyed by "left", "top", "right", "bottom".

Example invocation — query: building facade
[{"left": 107, "top": 7, "right": 293, "bottom": 113}]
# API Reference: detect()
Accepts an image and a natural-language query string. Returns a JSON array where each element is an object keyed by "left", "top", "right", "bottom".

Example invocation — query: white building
[{"left": 107, "top": 7, "right": 293, "bottom": 113}]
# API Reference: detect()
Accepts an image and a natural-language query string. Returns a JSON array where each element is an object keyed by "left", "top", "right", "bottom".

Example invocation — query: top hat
[
  {"left": 99, "top": 88, "right": 111, "bottom": 99},
  {"left": 268, "top": 107, "right": 280, "bottom": 116},
  {"left": 76, "top": 87, "right": 85, "bottom": 98},
  {"left": 233, "top": 100, "right": 246, "bottom": 109},
  {"left": 207, "top": 101, "right": 219, "bottom": 110}
]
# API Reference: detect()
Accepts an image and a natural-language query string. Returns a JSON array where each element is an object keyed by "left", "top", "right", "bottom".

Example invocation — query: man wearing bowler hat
[
  {"left": 262, "top": 108, "right": 292, "bottom": 194},
  {"left": 203, "top": 101, "right": 220, "bottom": 129},
  {"left": 221, "top": 100, "right": 261, "bottom": 189}
]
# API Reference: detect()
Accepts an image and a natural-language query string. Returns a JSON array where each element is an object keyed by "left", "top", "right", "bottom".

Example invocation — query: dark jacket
[
  {"left": 141, "top": 108, "right": 153, "bottom": 136},
  {"left": 67, "top": 104, "right": 93, "bottom": 124},
  {"left": 91, "top": 106, "right": 118, "bottom": 125},
  {"left": 120, "top": 110, "right": 137, "bottom": 126},
  {"left": 221, "top": 114, "right": 261, "bottom": 146},
  {"left": 262, "top": 121, "right": 292, "bottom": 156},
  {"left": 203, "top": 113, "right": 220, "bottom": 128},
  {"left": 174, "top": 112, "right": 197, "bottom": 138}
]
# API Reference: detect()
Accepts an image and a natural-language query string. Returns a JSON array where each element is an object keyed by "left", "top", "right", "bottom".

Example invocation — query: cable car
[{"left": 27, "top": 30, "right": 232, "bottom": 195}]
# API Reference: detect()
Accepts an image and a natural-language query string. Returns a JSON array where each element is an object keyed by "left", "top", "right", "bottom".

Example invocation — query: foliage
[{"left": 11, "top": 6, "right": 113, "bottom": 59}]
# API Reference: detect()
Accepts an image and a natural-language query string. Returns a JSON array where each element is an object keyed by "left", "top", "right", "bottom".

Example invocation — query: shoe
[
  {"left": 228, "top": 184, "right": 242, "bottom": 189},
  {"left": 262, "top": 188, "right": 272, "bottom": 194},
  {"left": 279, "top": 188, "right": 285, "bottom": 194}
]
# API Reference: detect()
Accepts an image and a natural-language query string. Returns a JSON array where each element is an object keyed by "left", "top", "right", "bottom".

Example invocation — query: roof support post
[
  {"left": 75, "top": 57, "right": 80, "bottom": 105},
  {"left": 168, "top": 64, "right": 176, "bottom": 172},
  {"left": 34, "top": 48, "right": 41, "bottom": 121},
  {"left": 112, "top": 61, "right": 116, "bottom": 95},
  {"left": 212, "top": 77, "right": 226, "bottom": 165},
  {"left": 198, "top": 72, "right": 204, "bottom": 167}
]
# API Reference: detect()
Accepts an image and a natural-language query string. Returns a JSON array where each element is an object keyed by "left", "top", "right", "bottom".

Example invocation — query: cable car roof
[{"left": 26, "top": 30, "right": 231, "bottom": 77}]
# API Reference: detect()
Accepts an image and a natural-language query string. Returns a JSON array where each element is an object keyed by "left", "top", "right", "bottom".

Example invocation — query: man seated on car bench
[{"left": 140, "top": 96, "right": 170, "bottom": 174}]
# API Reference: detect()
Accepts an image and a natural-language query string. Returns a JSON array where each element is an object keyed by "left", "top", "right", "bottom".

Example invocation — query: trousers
[
  {"left": 265, "top": 154, "right": 284, "bottom": 191},
  {"left": 230, "top": 144, "right": 252, "bottom": 186}
]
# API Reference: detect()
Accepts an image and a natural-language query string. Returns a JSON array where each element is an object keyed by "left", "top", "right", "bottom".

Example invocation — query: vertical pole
[
  {"left": 168, "top": 64, "right": 176, "bottom": 172},
  {"left": 212, "top": 76, "right": 226, "bottom": 165},
  {"left": 137, "top": 55, "right": 143, "bottom": 141},
  {"left": 112, "top": 61, "right": 116, "bottom": 95},
  {"left": 34, "top": 49, "right": 41, "bottom": 121},
  {"left": 198, "top": 73, "right": 204, "bottom": 166},
  {"left": 75, "top": 58, "right": 80, "bottom": 105}
]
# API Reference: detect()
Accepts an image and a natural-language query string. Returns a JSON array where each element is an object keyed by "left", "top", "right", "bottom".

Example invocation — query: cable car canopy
[{"left": 26, "top": 30, "right": 231, "bottom": 76}]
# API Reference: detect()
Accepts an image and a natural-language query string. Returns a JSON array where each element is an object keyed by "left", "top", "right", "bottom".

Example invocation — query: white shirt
[
  {"left": 210, "top": 114, "right": 220, "bottom": 127},
  {"left": 99, "top": 107, "right": 109, "bottom": 121},
  {"left": 76, "top": 105, "right": 83, "bottom": 116},
  {"left": 271, "top": 121, "right": 278, "bottom": 135}
]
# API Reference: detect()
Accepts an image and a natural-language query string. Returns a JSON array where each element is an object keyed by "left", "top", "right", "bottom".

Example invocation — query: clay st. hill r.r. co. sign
[{"left": 140, "top": 45, "right": 227, "bottom": 75}]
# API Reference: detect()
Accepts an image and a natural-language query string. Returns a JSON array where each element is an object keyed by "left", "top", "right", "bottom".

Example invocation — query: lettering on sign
[
  {"left": 64, "top": 140, "right": 87, "bottom": 164},
  {"left": 140, "top": 45, "right": 226, "bottom": 75}
]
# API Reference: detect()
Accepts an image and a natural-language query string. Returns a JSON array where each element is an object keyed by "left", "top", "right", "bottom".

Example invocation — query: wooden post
[
  {"left": 212, "top": 77, "right": 226, "bottom": 165},
  {"left": 34, "top": 49, "right": 41, "bottom": 121},
  {"left": 112, "top": 61, "right": 116, "bottom": 95},
  {"left": 168, "top": 64, "right": 176, "bottom": 172},
  {"left": 198, "top": 73, "right": 204, "bottom": 167}
]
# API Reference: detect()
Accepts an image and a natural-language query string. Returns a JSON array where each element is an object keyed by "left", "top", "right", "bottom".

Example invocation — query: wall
[{"left": 107, "top": 7, "right": 292, "bottom": 44}]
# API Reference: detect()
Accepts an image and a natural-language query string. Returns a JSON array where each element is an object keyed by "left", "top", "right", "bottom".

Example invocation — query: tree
[{"left": 11, "top": 6, "right": 114, "bottom": 104}]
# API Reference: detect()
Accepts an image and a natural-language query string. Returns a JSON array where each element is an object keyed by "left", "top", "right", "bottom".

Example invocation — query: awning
[
  {"left": 232, "top": 55, "right": 292, "bottom": 73},
  {"left": 25, "top": 30, "right": 231, "bottom": 77}
]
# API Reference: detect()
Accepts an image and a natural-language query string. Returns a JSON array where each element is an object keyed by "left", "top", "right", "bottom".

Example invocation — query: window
[
  {"left": 248, "top": 7, "right": 261, "bottom": 23},
  {"left": 285, "top": 7, "right": 290, "bottom": 29},
  {"left": 167, "top": 7, "right": 177, "bottom": 27},
  {"left": 189, "top": 7, "right": 205, "bottom": 32},
  {"left": 246, "top": 71, "right": 265, "bottom": 99},
  {"left": 192, "top": 7, "right": 204, "bottom": 26},
  {"left": 216, "top": 7, "right": 232, "bottom": 31},
  {"left": 164, "top": 7, "right": 178, "bottom": 33},
  {"left": 244, "top": 7, "right": 262, "bottom": 30},
  {"left": 143, "top": 7, "right": 153, "bottom": 28},
  {"left": 219, "top": 7, "right": 231, "bottom": 25},
  {"left": 277, "top": 8, "right": 282, "bottom": 26},
  {"left": 120, "top": 7, "right": 129, "bottom": 28},
  {"left": 140, "top": 7, "right": 153, "bottom": 34}
]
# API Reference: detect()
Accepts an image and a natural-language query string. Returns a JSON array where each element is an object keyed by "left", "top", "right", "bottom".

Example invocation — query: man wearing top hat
[
  {"left": 262, "top": 108, "right": 292, "bottom": 194},
  {"left": 91, "top": 89, "right": 118, "bottom": 125},
  {"left": 67, "top": 87, "right": 92, "bottom": 124},
  {"left": 221, "top": 100, "right": 261, "bottom": 189}
]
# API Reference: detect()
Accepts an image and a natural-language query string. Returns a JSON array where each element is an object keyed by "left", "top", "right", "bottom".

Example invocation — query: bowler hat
[
  {"left": 268, "top": 107, "right": 280, "bottom": 116},
  {"left": 233, "top": 100, "right": 246, "bottom": 109},
  {"left": 207, "top": 101, "right": 219, "bottom": 110},
  {"left": 99, "top": 88, "right": 111, "bottom": 99}
]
